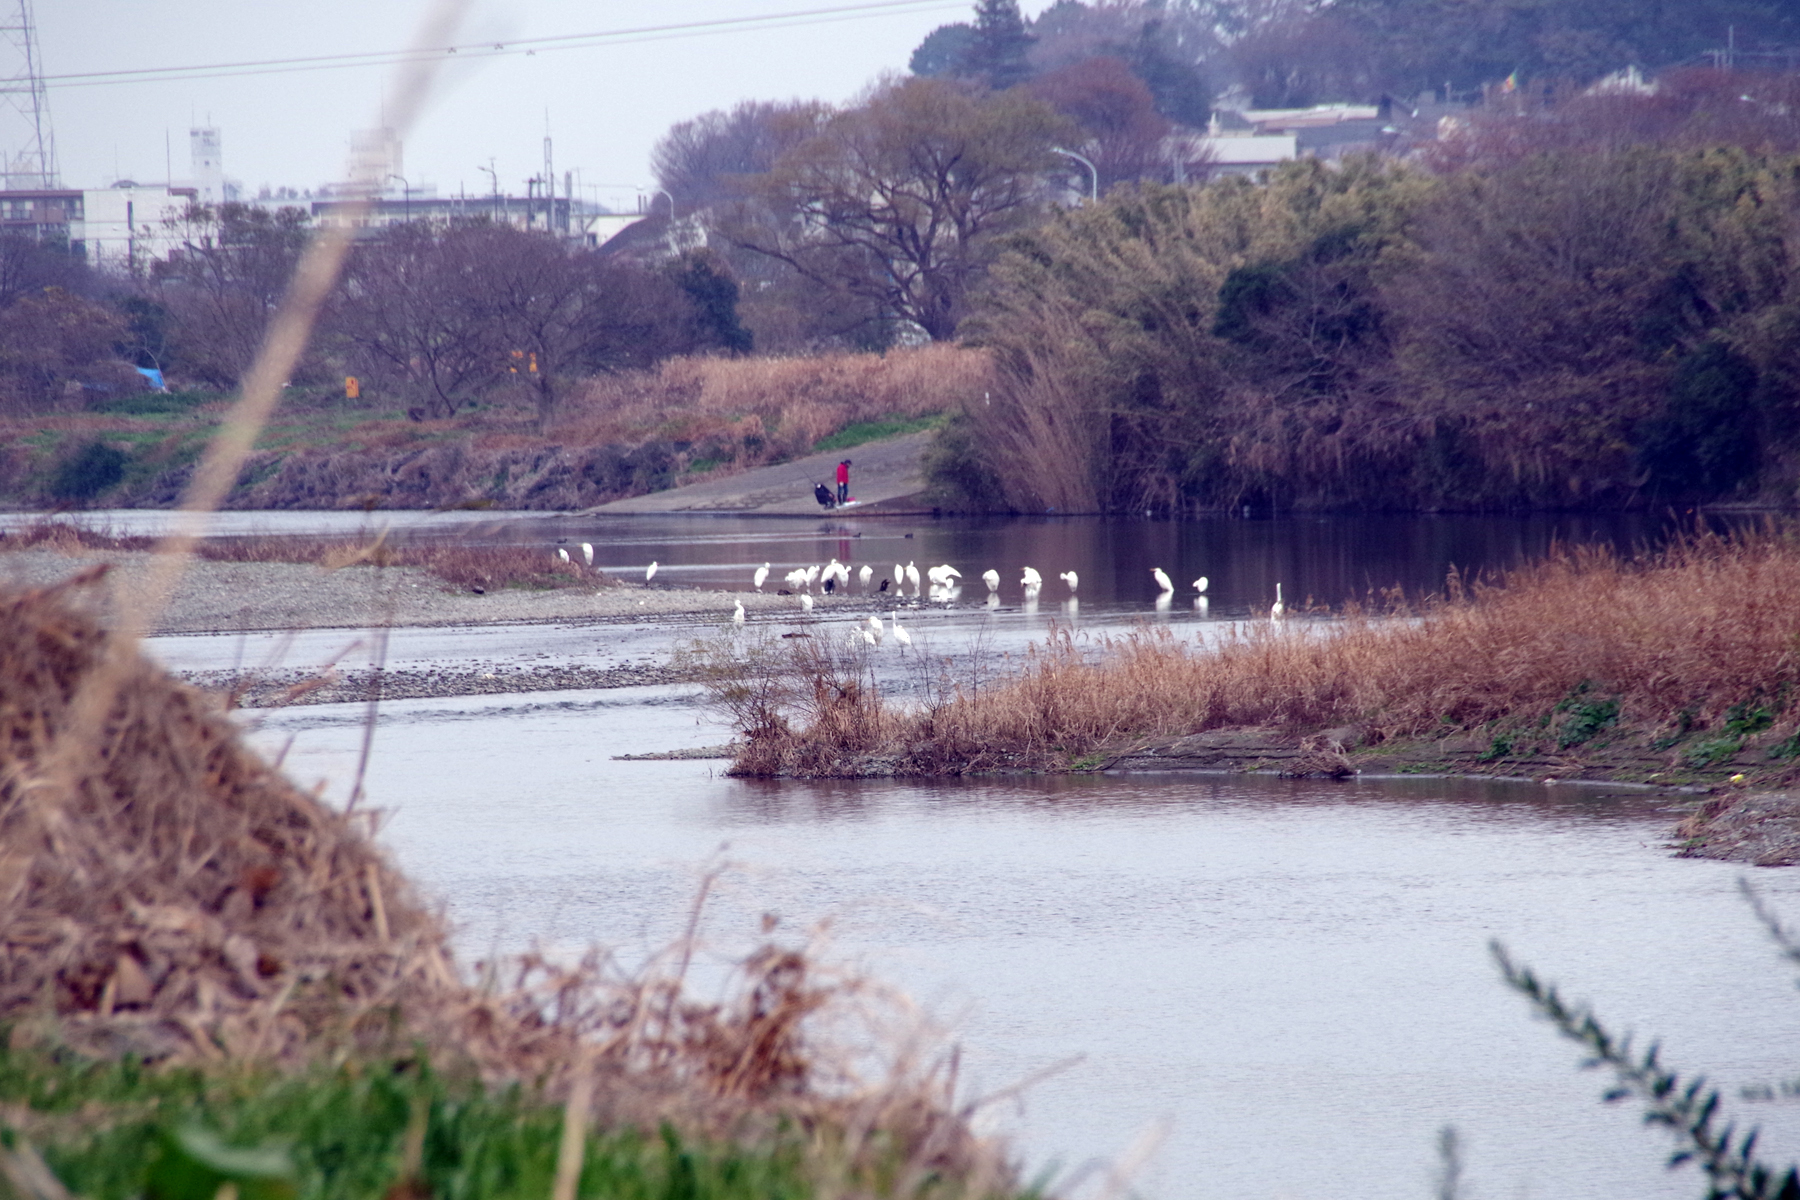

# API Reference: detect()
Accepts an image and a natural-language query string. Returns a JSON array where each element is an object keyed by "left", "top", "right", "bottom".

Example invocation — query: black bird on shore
[
  {"left": 824, "top": 578, "right": 836, "bottom": 594},
  {"left": 879, "top": 579, "right": 890, "bottom": 592}
]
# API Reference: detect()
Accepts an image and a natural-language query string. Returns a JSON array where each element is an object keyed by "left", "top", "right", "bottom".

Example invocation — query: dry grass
[
  {"left": 558, "top": 345, "right": 996, "bottom": 471},
  {"left": 728, "top": 530, "right": 1800, "bottom": 777},
  {"left": 0, "top": 570, "right": 1015, "bottom": 1188}
]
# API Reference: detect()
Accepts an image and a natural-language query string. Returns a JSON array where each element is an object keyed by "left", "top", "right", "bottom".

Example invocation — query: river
[{"left": 63, "top": 508, "right": 1800, "bottom": 1197}]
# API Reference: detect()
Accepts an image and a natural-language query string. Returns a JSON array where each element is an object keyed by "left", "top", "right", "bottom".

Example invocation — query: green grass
[
  {"left": 812, "top": 414, "right": 943, "bottom": 454},
  {"left": 92, "top": 390, "right": 218, "bottom": 417},
  {"left": 0, "top": 1042, "right": 827, "bottom": 1200}
]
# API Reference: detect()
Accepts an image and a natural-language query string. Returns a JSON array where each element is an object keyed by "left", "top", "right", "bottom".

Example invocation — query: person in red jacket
[{"left": 836, "top": 459, "right": 851, "bottom": 504}]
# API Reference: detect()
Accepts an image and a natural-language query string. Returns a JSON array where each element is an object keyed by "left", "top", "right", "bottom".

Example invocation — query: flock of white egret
[{"left": 558, "top": 544, "right": 1288, "bottom": 627}]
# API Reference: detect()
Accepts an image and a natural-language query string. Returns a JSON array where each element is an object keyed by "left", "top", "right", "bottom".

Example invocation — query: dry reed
[
  {"left": 558, "top": 345, "right": 995, "bottom": 468},
  {"left": 730, "top": 531, "right": 1800, "bottom": 777}
]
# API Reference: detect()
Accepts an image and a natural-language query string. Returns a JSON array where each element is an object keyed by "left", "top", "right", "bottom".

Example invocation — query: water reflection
[{"left": 49, "top": 508, "right": 1739, "bottom": 619}]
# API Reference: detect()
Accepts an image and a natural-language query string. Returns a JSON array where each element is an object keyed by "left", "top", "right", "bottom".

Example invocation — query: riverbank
[{"left": 0, "top": 546, "right": 880, "bottom": 636}]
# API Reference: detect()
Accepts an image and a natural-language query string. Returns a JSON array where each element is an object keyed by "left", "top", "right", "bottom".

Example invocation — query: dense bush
[{"left": 940, "top": 144, "right": 1800, "bottom": 513}]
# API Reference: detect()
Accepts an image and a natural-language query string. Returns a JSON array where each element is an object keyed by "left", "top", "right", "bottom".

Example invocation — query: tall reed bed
[{"left": 728, "top": 531, "right": 1800, "bottom": 776}]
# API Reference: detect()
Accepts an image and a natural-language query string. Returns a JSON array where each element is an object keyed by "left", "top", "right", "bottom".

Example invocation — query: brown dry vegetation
[
  {"left": 725, "top": 530, "right": 1800, "bottom": 781},
  {"left": 0, "top": 569, "right": 1011, "bottom": 1186}
]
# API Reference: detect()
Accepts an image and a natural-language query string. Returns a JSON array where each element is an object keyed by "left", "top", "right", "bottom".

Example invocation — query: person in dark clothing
[
  {"left": 836, "top": 459, "right": 851, "bottom": 504},
  {"left": 814, "top": 482, "right": 834, "bottom": 508}
]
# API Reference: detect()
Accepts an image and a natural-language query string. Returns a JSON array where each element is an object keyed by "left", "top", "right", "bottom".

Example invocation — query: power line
[{"left": 44, "top": 0, "right": 963, "bottom": 89}]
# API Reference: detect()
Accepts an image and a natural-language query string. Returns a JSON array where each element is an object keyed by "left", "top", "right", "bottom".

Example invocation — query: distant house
[
  {"left": 0, "top": 183, "right": 196, "bottom": 270},
  {"left": 1192, "top": 135, "right": 1300, "bottom": 177}
]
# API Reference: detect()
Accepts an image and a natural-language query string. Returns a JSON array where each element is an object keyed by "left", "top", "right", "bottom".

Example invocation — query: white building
[{"left": 78, "top": 183, "right": 196, "bottom": 272}]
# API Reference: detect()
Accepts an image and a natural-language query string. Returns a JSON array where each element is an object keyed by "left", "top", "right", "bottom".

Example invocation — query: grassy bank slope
[
  {"left": 0, "top": 346, "right": 991, "bottom": 511},
  {"left": 720, "top": 531, "right": 1800, "bottom": 786}
]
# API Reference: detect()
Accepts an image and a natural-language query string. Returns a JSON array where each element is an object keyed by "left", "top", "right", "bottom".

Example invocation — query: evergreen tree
[
  {"left": 909, "top": 23, "right": 976, "bottom": 77},
  {"left": 965, "top": 0, "right": 1035, "bottom": 90}
]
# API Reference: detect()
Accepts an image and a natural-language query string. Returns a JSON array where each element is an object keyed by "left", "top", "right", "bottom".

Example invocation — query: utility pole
[
  {"left": 0, "top": 0, "right": 56, "bottom": 188},
  {"left": 542, "top": 128, "right": 553, "bottom": 234}
]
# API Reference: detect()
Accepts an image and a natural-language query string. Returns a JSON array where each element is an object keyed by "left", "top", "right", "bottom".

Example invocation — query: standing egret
[
  {"left": 1192, "top": 575, "right": 1208, "bottom": 595},
  {"left": 905, "top": 562, "right": 921, "bottom": 593},
  {"left": 867, "top": 614, "right": 885, "bottom": 643},
  {"left": 891, "top": 615, "right": 912, "bottom": 652},
  {"left": 804, "top": 564, "right": 821, "bottom": 591},
  {"left": 861, "top": 628, "right": 878, "bottom": 646},
  {"left": 1271, "top": 582, "right": 1285, "bottom": 623},
  {"left": 801, "top": 594, "right": 814, "bottom": 612},
  {"left": 982, "top": 569, "right": 1000, "bottom": 592},
  {"left": 581, "top": 543, "right": 594, "bottom": 567},
  {"left": 556, "top": 548, "right": 571, "bottom": 563},
  {"left": 732, "top": 600, "right": 746, "bottom": 627},
  {"left": 1059, "top": 570, "right": 1079, "bottom": 592},
  {"left": 1020, "top": 566, "right": 1042, "bottom": 590},
  {"left": 859, "top": 565, "right": 874, "bottom": 588},
  {"left": 1152, "top": 567, "right": 1174, "bottom": 594},
  {"left": 645, "top": 561, "right": 659, "bottom": 582},
  {"left": 753, "top": 563, "right": 770, "bottom": 591},
  {"left": 894, "top": 564, "right": 905, "bottom": 589}
]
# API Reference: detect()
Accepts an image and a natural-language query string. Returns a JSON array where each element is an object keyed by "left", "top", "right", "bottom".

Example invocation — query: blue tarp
[{"left": 135, "top": 366, "right": 166, "bottom": 391}]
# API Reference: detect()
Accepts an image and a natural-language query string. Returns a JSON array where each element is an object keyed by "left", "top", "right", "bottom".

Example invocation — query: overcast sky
[{"left": 35, "top": 0, "right": 1046, "bottom": 212}]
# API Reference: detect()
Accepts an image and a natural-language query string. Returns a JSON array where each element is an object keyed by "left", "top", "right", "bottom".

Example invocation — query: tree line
[
  {"left": 0, "top": 209, "right": 747, "bottom": 429},
  {"left": 932, "top": 70, "right": 1800, "bottom": 512}
]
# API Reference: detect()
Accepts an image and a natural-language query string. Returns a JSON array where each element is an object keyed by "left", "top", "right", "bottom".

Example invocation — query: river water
[{"left": 44, "top": 509, "right": 1800, "bottom": 1197}]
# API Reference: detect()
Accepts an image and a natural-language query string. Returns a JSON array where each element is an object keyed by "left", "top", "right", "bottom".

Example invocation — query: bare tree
[
  {"left": 734, "top": 77, "right": 1075, "bottom": 341},
  {"left": 151, "top": 203, "right": 311, "bottom": 386},
  {"left": 334, "top": 223, "right": 508, "bottom": 418}
]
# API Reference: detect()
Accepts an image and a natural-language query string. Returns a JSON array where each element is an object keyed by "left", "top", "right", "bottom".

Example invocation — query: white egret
[
  {"left": 859, "top": 565, "right": 874, "bottom": 587},
  {"left": 891, "top": 615, "right": 912, "bottom": 652},
  {"left": 1192, "top": 575, "right": 1208, "bottom": 594},
  {"left": 804, "top": 564, "right": 821, "bottom": 590},
  {"left": 894, "top": 563, "right": 905, "bottom": 588},
  {"left": 905, "top": 562, "right": 921, "bottom": 593},
  {"left": 581, "top": 543, "right": 594, "bottom": 567},
  {"left": 645, "top": 561, "right": 658, "bottom": 582},
  {"left": 801, "top": 594, "right": 814, "bottom": 612},
  {"left": 1152, "top": 567, "right": 1174, "bottom": 594},
  {"left": 982, "top": 569, "right": 1000, "bottom": 592},
  {"left": 556, "top": 548, "right": 570, "bottom": 563},
  {"left": 867, "top": 614, "right": 884, "bottom": 643},
  {"left": 732, "top": 600, "right": 746, "bottom": 627},
  {"left": 861, "top": 628, "right": 878, "bottom": 647},
  {"left": 1059, "top": 570, "right": 1079, "bottom": 592},
  {"left": 1271, "top": 582, "right": 1285, "bottom": 623},
  {"left": 753, "top": 563, "right": 770, "bottom": 591},
  {"left": 1020, "top": 566, "right": 1042, "bottom": 589}
]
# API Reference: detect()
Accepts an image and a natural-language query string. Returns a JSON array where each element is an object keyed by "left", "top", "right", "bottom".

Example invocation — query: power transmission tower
[{"left": 0, "top": 0, "right": 55, "bottom": 188}]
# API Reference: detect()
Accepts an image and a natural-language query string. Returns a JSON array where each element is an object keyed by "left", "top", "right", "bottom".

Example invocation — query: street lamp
[
  {"left": 478, "top": 161, "right": 499, "bottom": 223},
  {"left": 1052, "top": 146, "right": 1098, "bottom": 204},
  {"left": 387, "top": 174, "right": 410, "bottom": 224}
]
